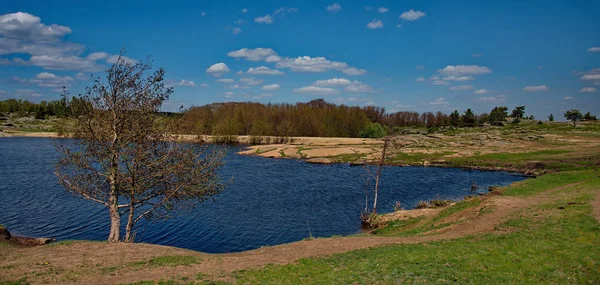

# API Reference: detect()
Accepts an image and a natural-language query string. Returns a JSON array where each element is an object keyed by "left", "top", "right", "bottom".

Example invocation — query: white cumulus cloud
[
  {"left": 473, "top": 89, "right": 489, "bottom": 94},
  {"left": 314, "top": 78, "right": 352, "bottom": 86},
  {"left": 206, "top": 63, "right": 230, "bottom": 77},
  {"left": 587, "top": 47, "right": 600, "bottom": 52},
  {"left": 262, "top": 84, "right": 280, "bottom": 91},
  {"left": 14, "top": 72, "right": 74, "bottom": 88},
  {"left": 400, "top": 9, "right": 426, "bottom": 21},
  {"left": 367, "top": 19, "right": 383, "bottom": 29},
  {"left": 378, "top": 7, "right": 389, "bottom": 13}
]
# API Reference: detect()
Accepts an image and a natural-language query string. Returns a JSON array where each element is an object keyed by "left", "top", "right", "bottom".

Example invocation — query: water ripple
[{"left": 0, "top": 137, "right": 525, "bottom": 253}]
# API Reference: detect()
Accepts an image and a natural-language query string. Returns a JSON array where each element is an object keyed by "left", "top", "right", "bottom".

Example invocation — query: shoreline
[{"left": 0, "top": 131, "right": 540, "bottom": 175}]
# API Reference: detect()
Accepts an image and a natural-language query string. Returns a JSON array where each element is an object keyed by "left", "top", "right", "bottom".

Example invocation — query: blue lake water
[{"left": 0, "top": 137, "right": 525, "bottom": 253}]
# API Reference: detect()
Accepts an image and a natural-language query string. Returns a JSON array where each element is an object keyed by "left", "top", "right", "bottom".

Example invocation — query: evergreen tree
[
  {"left": 450, "top": 110, "right": 461, "bottom": 127},
  {"left": 462, "top": 109, "right": 477, "bottom": 127},
  {"left": 488, "top": 106, "right": 508, "bottom": 126}
]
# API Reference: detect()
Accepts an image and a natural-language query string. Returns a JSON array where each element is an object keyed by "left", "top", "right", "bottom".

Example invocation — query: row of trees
[
  {"left": 176, "top": 99, "right": 371, "bottom": 138},
  {"left": 3, "top": 97, "right": 598, "bottom": 136},
  {"left": 176, "top": 103, "right": 548, "bottom": 138},
  {"left": 564, "top": 109, "right": 598, "bottom": 126},
  {"left": 0, "top": 97, "right": 88, "bottom": 119}
]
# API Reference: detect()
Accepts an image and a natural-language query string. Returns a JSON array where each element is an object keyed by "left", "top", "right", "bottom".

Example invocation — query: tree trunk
[
  {"left": 107, "top": 150, "right": 120, "bottom": 242},
  {"left": 124, "top": 204, "right": 135, "bottom": 242},
  {"left": 107, "top": 195, "right": 120, "bottom": 242},
  {"left": 372, "top": 177, "right": 379, "bottom": 214}
]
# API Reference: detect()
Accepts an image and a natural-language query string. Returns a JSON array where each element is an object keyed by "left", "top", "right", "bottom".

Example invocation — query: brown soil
[{"left": 1, "top": 182, "right": 585, "bottom": 285}]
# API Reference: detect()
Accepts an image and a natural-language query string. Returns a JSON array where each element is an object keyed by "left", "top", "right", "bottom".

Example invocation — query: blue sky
[{"left": 1, "top": 0, "right": 599, "bottom": 119}]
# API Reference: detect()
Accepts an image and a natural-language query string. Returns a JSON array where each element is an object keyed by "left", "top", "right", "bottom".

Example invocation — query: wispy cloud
[
  {"left": 523, "top": 85, "right": 549, "bottom": 92},
  {"left": 327, "top": 3, "right": 341, "bottom": 13},
  {"left": 255, "top": 15, "right": 273, "bottom": 24},
  {"left": 294, "top": 86, "right": 339, "bottom": 95},
  {"left": 367, "top": 19, "right": 383, "bottom": 29},
  {"left": 400, "top": 9, "right": 426, "bottom": 21}
]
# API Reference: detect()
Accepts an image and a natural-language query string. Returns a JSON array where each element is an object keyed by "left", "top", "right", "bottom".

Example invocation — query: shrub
[
  {"left": 394, "top": 201, "right": 403, "bottom": 211},
  {"left": 415, "top": 201, "right": 429, "bottom": 209},
  {"left": 429, "top": 199, "right": 452, "bottom": 208},
  {"left": 360, "top": 123, "right": 387, "bottom": 138}
]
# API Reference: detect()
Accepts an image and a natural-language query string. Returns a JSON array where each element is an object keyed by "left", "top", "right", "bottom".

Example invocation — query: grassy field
[{"left": 234, "top": 171, "right": 600, "bottom": 284}]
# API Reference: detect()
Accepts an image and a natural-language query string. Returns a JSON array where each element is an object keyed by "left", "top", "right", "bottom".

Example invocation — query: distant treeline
[
  {"left": 1, "top": 98, "right": 597, "bottom": 138},
  {"left": 0, "top": 97, "right": 88, "bottom": 119}
]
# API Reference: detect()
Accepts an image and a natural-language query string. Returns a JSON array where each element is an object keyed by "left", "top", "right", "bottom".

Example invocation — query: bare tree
[
  {"left": 55, "top": 52, "right": 225, "bottom": 242},
  {"left": 361, "top": 136, "right": 392, "bottom": 222}
]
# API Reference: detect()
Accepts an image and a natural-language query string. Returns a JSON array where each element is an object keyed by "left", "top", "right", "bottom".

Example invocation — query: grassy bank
[
  {"left": 234, "top": 171, "right": 600, "bottom": 284},
  {"left": 2, "top": 168, "right": 598, "bottom": 284}
]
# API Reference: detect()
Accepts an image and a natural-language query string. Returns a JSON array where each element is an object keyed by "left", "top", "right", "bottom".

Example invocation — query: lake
[{"left": 0, "top": 137, "right": 525, "bottom": 253}]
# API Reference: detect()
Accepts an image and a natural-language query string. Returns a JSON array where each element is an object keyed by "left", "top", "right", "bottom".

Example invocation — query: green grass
[
  {"left": 503, "top": 170, "right": 598, "bottom": 197},
  {"left": 0, "top": 278, "right": 29, "bottom": 285},
  {"left": 445, "top": 149, "right": 597, "bottom": 172},
  {"left": 121, "top": 279, "right": 229, "bottom": 285},
  {"left": 235, "top": 176, "right": 600, "bottom": 284},
  {"left": 330, "top": 153, "right": 367, "bottom": 162},
  {"left": 47, "top": 240, "right": 76, "bottom": 247},
  {"left": 149, "top": 256, "right": 200, "bottom": 267},
  {"left": 432, "top": 198, "right": 482, "bottom": 223},
  {"left": 371, "top": 216, "right": 425, "bottom": 236},
  {"left": 389, "top": 151, "right": 457, "bottom": 164},
  {"left": 101, "top": 261, "right": 147, "bottom": 275},
  {"left": 373, "top": 198, "right": 484, "bottom": 237}
]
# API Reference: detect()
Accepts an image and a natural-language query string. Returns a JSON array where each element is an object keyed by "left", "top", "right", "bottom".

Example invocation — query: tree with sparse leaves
[
  {"left": 55, "top": 52, "right": 225, "bottom": 243},
  {"left": 548, "top": 114, "right": 554, "bottom": 122},
  {"left": 564, "top": 109, "right": 584, "bottom": 127}
]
